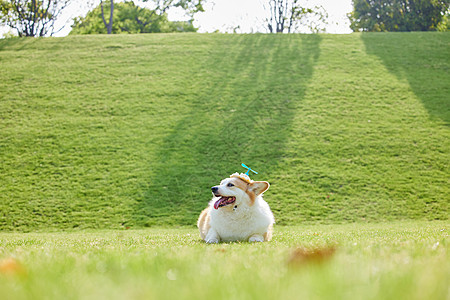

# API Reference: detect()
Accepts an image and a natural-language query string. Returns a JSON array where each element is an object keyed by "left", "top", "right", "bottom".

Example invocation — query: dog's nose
[{"left": 211, "top": 186, "right": 219, "bottom": 193}]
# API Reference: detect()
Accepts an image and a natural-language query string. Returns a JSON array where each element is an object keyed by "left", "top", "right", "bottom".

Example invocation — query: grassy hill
[{"left": 0, "top": 32, "right": 448, "bottom": 231}]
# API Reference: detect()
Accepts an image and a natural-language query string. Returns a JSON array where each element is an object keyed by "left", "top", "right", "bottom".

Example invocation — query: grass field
[
  {"left": 0, "top": 222, "right": 448, "bottom": 300},
  {"left": 0, "top": 32, "right": 448, "bottom": 230},
  {"left": 1, "top": 31, "right": 448, "bottom": 300}
]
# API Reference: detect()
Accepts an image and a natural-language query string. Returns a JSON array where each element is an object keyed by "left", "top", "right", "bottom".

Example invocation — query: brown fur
[
  {"left": 229, "top": 177, "right": 269, "bottom": 207},
  {"left": 230, "top": 177, "right": 249, "bottom": 191},
  {"left": 230, "top": 177, "right": 256, "bottom": 206},
  {"left": 197, "top": 207, "right": 211, "bottom": 240},
  {"left": 263, "top": 224, "right": 273, "bottom": 241},
  {"left": 247, "top": 181, "right": 269, "bottom": 206}
]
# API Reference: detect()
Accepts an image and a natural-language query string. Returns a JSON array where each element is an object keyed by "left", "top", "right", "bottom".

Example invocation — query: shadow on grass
[
  {"left": 0, "top": 37, "right": 39, "bottom": 51},
  {"left": 362, "top": 32, "right": 449, "bottom": 126},
  {"left": 134, "top": 34, "right": 322, "bottom": 226}
]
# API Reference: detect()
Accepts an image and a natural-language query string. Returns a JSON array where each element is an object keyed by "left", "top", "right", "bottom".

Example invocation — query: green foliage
[
  {"left": 349, "top": 0, "right": 450, "bottom": 32},
  {"left": 0, "top": 222, "right": 448, "bottom": 299},
  {"left": 0, "top": 33, "right": 448, "bottom": 231},
  {"left": 70, "top": 1, "right": 197, "bottom": 34},
  {"left": 437, "top": 10, "right": 450, "bottom": 31}
]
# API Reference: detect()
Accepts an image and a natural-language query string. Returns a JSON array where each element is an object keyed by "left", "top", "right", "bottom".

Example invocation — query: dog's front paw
[
  {"left": 205, "top": 228, "right": 220, "bottom": 244},
  {"left": 248, "top": 235, "right": 264, "bottom": 242},
  {"left": 205, "top": 238, "right": 219, "bottom": 244}
]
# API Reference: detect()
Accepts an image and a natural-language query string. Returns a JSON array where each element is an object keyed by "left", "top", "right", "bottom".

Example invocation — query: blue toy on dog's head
[
  {"left": 230, "top": 163, "right": 258, "bottom": 184},
  {"left": 241, "top": 163, "right": 258, "bottom": 176}
]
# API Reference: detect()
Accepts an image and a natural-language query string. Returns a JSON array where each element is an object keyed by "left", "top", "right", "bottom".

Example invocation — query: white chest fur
[{"left": 209, "top": 197, "right": 274, "bottom": 242}]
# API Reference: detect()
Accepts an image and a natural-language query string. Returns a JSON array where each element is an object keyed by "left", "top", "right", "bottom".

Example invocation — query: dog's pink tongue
[{"left": 214, "top": 198, "right": 225, "bottom": 210}]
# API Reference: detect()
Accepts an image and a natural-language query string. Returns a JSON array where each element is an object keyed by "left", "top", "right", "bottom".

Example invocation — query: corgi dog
[{"left": 197, "top": 172, "right": 275, "bottom": 243}]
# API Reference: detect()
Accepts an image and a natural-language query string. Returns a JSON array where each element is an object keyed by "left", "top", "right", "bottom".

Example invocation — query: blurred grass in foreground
[{"left": 0, "top": 221, "right": 448, "bottom": 300}]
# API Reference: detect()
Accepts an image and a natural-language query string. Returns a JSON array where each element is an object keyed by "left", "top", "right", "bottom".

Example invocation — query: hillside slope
[{"left": 0, "top": 33, "right": 448, "bottom": 230}]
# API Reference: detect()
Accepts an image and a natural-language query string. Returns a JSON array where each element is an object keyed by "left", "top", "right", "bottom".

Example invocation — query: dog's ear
[{"left": 248, "top": 181, "right": 270, "bottom": 196}]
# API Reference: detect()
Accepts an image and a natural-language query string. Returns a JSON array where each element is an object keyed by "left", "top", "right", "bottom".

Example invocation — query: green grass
[
  {"left": 0, "top": 222, "right": 448, "bottom": 300},
  {"left": 0, "top": 32, "right": 449, "bottom": 230}
]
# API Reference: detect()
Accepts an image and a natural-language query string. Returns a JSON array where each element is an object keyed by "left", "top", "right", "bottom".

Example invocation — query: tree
[
  {"left": 348, "top": 0, "right": 450, "bottom": 32},
  {"left": 95, "top": 0, "right": 204, "bottom": 34},
  {"left": 263, "top": 0, "right": 328, "bottom": 33},
  {"left": 0, "top": 0, "right": 70, "bottom": 36},
  {"left": 437, "top": 10, "right": 450, "bottom": 31},
  {"left": 101, "top": 0, "right": 114, "bottom": 34},
  {"left": 70, "top": 1, "right": 197, "bottom": 34}
]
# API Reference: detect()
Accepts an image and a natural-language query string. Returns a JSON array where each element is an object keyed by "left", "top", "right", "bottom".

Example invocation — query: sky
[
  {"left": 1, "top": 0, "right": 354, "bottom": 37},
  {"left": 192, "top": 0, "right": 353, "bottom": 34}
]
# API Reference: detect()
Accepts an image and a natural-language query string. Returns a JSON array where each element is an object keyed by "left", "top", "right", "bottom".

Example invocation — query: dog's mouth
[{"left": 213, "top": 196, "right": 236, "bottom": 209}]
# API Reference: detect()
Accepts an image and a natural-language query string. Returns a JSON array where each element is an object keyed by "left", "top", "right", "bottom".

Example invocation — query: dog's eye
[{"left": 227, "top": 183, "right": 234, "bottom": 187}]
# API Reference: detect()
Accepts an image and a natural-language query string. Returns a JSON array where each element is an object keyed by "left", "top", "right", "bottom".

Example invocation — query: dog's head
[{"left": 211, "top": 173, "right": 270, "bottom": 210}]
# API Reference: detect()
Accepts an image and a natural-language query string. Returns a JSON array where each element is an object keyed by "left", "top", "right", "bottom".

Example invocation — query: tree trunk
[{"left": 101, "top": 0, "right": 114, "bottom": 34}]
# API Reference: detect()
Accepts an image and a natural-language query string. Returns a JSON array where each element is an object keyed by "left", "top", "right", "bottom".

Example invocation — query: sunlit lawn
[{"left": 0, "top": 221, "right": 448, "bottom": 300}]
